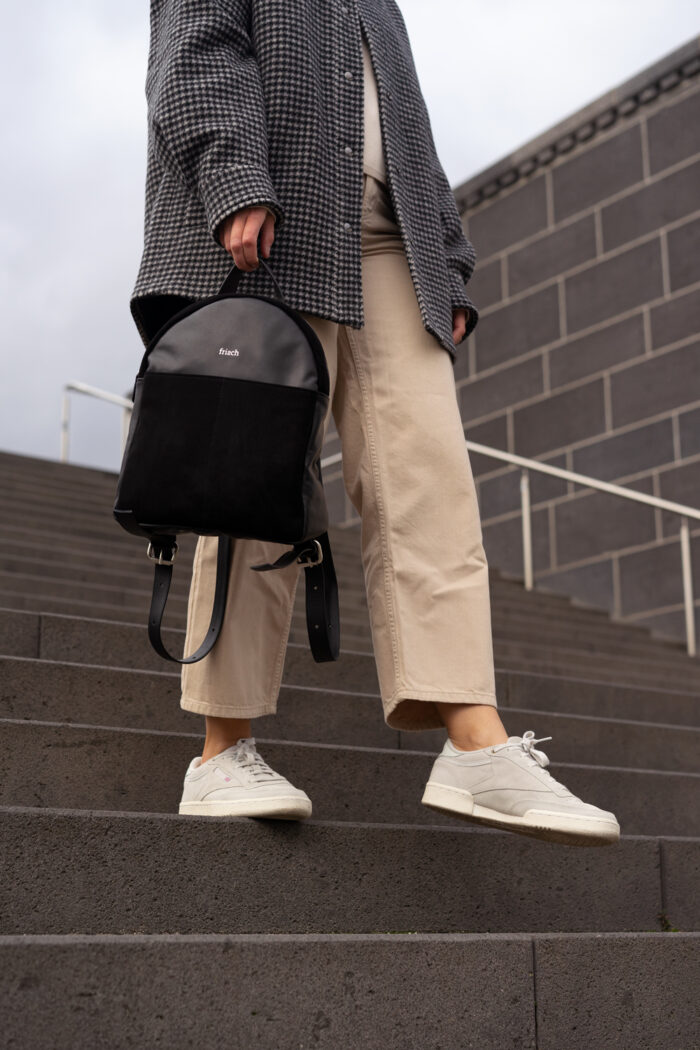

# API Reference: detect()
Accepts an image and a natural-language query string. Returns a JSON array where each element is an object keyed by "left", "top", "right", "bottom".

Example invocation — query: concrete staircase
[{"left": 0, "top": 448, "right": 698, "bottom": 1049}]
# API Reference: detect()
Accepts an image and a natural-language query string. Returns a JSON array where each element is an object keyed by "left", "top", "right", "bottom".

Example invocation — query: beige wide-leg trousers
[{"left": 180, "top": 173, "right": 498, "bottom": 733}]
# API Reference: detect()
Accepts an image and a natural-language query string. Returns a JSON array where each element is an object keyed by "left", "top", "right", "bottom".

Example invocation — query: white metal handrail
[
  {"left": 320, "top": 440, "right": 699, "bottom": 656},
  {"left": 58, "top": 385, "right": 697, "bottom": 656},
  {"left": 60, "top": 382, "right": 132, "bottom": 464}
]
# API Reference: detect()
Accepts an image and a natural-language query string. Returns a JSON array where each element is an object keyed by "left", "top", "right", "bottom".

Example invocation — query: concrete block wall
[{"left": 323, "top": 38, "right": 700, "bottom": 649}]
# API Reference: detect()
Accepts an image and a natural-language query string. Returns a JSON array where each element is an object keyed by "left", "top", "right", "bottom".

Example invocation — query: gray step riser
[
  {"left": 0, "top": 807, "right": 676, "bottom": 934},
  {"left": 0, "top": 608, "right": 383, "bottom": 690},
  {"left": 0, "top": 584, "right": 661, "bottom": 669},
  {"left": 0, "top": 574, "right": 371, "bottom": 632},
  {"left": 0, "top": 559, "right": 197, "bottom": 602},
  {"left": 0, "top": 552, "right": 366, "bottom": 601},
  {"left": 2, "top": 720, "right": 698, "bottom": 834},
  {"left": 0, "top": 523, "right": 363, "bottom": 579},
  {"left": 0, "top": 466, "right": 119, "bottom": 494},
  {"left": 0, "top": 530, "right": 596, "bottom": 618},
  {"left": 0, "top": 521, "right": 199, "bottom": 561},
  {"left": 6, "top": 591, "right": 671, "bottom": 671},
  {"left": 0, "top": 523, "right": 659, "bottom": 624},
  {"left": 0, "top": 593, "right": 372, "bottom": 652},
  {"left": 0, "top": 573, "right": 189, "bottom": 610},
  {"left": 2, "top": 934, "right": 698, "bottom": 1050},
  {"left": 0, "top": 547, "right": 372, "bottom": 598},
  {"left": 14, "top": 509, "right": 662, "bottom": 629},
  {"left": 1, "top": 498, "right": 362, "bottom": 569},
  {"left": 0, "top": 528, "right": 685, "bottom": 652},
  {"left": 0, "top": 474, "right": 121, "bottom": 509},
  {"left": 0, "top": 525, "right": 199, "bottom": 567},
  {"left": 494, "top": 658, "right": 699, "bottom": 692},
  {"left": 4, "top": 655, "right": 699, "bottom": 745},
  {"left": 0, "top": 564, "right": 669, "bottom": 652},
  {"left": 3, "top": 590, "right": 698, "bottom": 686},
  {"left": 0, "top": 474, "right": 363, "bottom": 549},
  {"left": 3, "top": 595, "right": 697, "bottom": 691},
  {"left": 21, "top": 596, "right": 696, "bottom": 692},
  {"left": 0, "top": 476, "right": 363, "bottom": 549},
  {"left": 0, "top": 538, "right": 194, "bottom": 575},
  {"left": 0, "top": 552, "right": 633, "bottom": 626},
  {"left": 3, "top": 607, "right": 700, "bottom": 703},
  {"left": 0, "top": 453, "right": 119, "bottom": 485},
  {"left": 0, "top": 572, "right": 369, "bottom": 613},
  {"left": 0, "top": 561, "right": 370, "bottom": 624},
  {"left": 490, "top": 647, "right": 700, "bottom": 688},
  {"left": 2, "top": 554, "right": 658, "bottom": 647},
  {"left": 0, "top": 501, "right": 364, "bottom": 553},
  {"left": 0, "top": 507, "right": 149, "bottom": 545},
  {"left": 0, "top": 482, "right": 667, "bottom": 638}
]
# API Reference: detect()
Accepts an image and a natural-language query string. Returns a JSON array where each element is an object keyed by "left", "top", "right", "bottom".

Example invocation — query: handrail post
[
  {"left": 60, "top": 391, "right": 70, "bottom": 463},
  {"left": 60, "top": 382, "right": 133, "bottom": 465},
  {"left": 520, "top": 468, "right": 533, "bottom": 591},
  {"left": 679, "top": 517, "right": 696, "bottom": 657}
]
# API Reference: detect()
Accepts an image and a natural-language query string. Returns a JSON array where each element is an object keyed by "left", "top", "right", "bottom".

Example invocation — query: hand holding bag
[{"left": 113, "top": 258, "right": 340, "bottom": 664}]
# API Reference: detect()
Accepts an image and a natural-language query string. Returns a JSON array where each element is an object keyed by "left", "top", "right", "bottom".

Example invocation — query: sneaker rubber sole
[
  {"left": 421, "top": 781, "right": 620, "bottom": 847},
  {"left": 179, "top": 796, "right": 312, "bottom": 820}
]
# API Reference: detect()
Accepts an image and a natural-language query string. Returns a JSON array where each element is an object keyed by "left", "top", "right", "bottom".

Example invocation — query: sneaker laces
[
  {"left": 495, "top": 730, "right": 553, "bottom": 768},
  {"left": 494, "top": 730, "right": 575, "bottom": 794},
  {"left": 230, "top": 737, "right": 280, "bottom": 782}
]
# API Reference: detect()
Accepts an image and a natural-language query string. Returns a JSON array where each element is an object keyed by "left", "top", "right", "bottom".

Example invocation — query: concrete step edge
[
  {"left": 3, "top": 801, "right": 699, "bottom": 842},
  {"left": 2, "top": 930, "right": 698, "bottom": 944}
]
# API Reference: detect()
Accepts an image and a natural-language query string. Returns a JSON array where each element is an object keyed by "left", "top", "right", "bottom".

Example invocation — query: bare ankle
[
  {"left": 449, "top": 734, "right": 508, "bottom": 752},
  {"left": 434, "top": 701, "right": 509, "bottom": 752},
  {"left": 202, "top": 715, "right": 252, "bottom": 763}
]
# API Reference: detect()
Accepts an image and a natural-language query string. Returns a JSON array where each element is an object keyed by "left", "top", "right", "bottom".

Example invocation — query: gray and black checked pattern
[{"left": 131, "top": 0, "right": 479, "bottom": 358}]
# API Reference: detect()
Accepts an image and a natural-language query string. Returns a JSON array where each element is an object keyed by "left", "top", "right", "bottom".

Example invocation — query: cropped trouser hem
[
  {"left": 180, "top": 695, "right": 278, "bottom": 719},
  {"left": 385, "top": 689, "right": 499, "bottom": 733},
  {"left": 179, "top": 687, "right": 499, "bottom": 727}
]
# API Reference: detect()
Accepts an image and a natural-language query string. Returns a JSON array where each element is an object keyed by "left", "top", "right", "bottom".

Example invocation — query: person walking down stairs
[{"left": 130, "top": 0, "right": 619, "bottom": 847}]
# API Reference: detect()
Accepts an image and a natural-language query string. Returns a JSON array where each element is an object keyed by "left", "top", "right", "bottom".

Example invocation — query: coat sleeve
[
  {"left": 432, "top": 156, "right": 479, "bottom": 340},
  {"left": 146, "top": 0, "right": 285, "bottom": 244}
]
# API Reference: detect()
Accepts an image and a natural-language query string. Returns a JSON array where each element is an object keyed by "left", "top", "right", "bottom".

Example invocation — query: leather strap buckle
[
  {"left": 297, "top": 539, "right": 323, "bottom": 567},
  {"left": 147, "top": 540, "right": 179, "bottom": 566}
]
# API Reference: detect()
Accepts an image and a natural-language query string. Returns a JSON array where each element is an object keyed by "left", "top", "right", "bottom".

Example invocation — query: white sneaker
[
  {"left": 178, "top": 737, "right": 312, "bottom": 820},
  {"left": 421, "top": 731, "right": 620, "bottom": 846}
]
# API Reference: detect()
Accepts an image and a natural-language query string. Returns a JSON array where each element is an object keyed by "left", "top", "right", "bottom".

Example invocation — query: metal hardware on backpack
[{"left": 113, "top": 257, "right": 340, "bottom": 665}]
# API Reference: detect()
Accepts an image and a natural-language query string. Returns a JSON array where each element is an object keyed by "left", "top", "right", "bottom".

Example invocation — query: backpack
[{"left": 113, "top": 259, "right": 340, "bottom": 665}]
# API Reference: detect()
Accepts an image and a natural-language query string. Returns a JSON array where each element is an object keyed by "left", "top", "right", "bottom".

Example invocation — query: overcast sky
[{"left": 1, "top": 1, "right": 698, "bottom": 472}]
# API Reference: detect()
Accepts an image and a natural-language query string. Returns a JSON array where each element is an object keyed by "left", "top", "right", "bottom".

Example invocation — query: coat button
[
  {"left": 344, "top": 145, "right": 353, "bottom": 155},
  {"left": 344, "top": 70, "right": 353, "bottom": 80},
  {"left": 343, "top": 222, "right": 351, "bottom": 230}
]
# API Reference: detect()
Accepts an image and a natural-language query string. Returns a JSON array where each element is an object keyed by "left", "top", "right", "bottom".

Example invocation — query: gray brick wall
[{"left": 323, "top": 39, "right": 700, "bottom": 650}]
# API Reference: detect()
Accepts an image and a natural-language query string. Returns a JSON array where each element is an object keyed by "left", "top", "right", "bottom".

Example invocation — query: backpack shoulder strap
[
  {"left": 146, "top": 532, "right": 340, "bottom": 664},
  {"left": 147, "top": 535, "right": 232, "bottom": 664}
]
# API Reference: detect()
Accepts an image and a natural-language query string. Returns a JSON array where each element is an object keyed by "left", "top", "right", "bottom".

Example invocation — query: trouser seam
[
  {"left": 267, "top": 563, "right": 301, "bottom": 704},
  {"left": 343, "top": 326, "right": 403, "bottom": 693}
]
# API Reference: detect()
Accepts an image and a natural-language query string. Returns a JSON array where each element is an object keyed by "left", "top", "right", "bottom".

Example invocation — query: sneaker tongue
[{"left": 506, "top": 735, "right": 523, "bottom": 744}]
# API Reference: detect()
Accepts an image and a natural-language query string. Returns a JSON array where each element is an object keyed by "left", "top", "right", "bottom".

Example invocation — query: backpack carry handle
[{"left": 219, "top": 256, "right": 284, "bottom": 300}]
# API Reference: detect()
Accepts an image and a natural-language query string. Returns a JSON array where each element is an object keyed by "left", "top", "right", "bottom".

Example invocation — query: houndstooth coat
[{"left": 130, "top": 0, "right": 479, "bottom": 358}]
